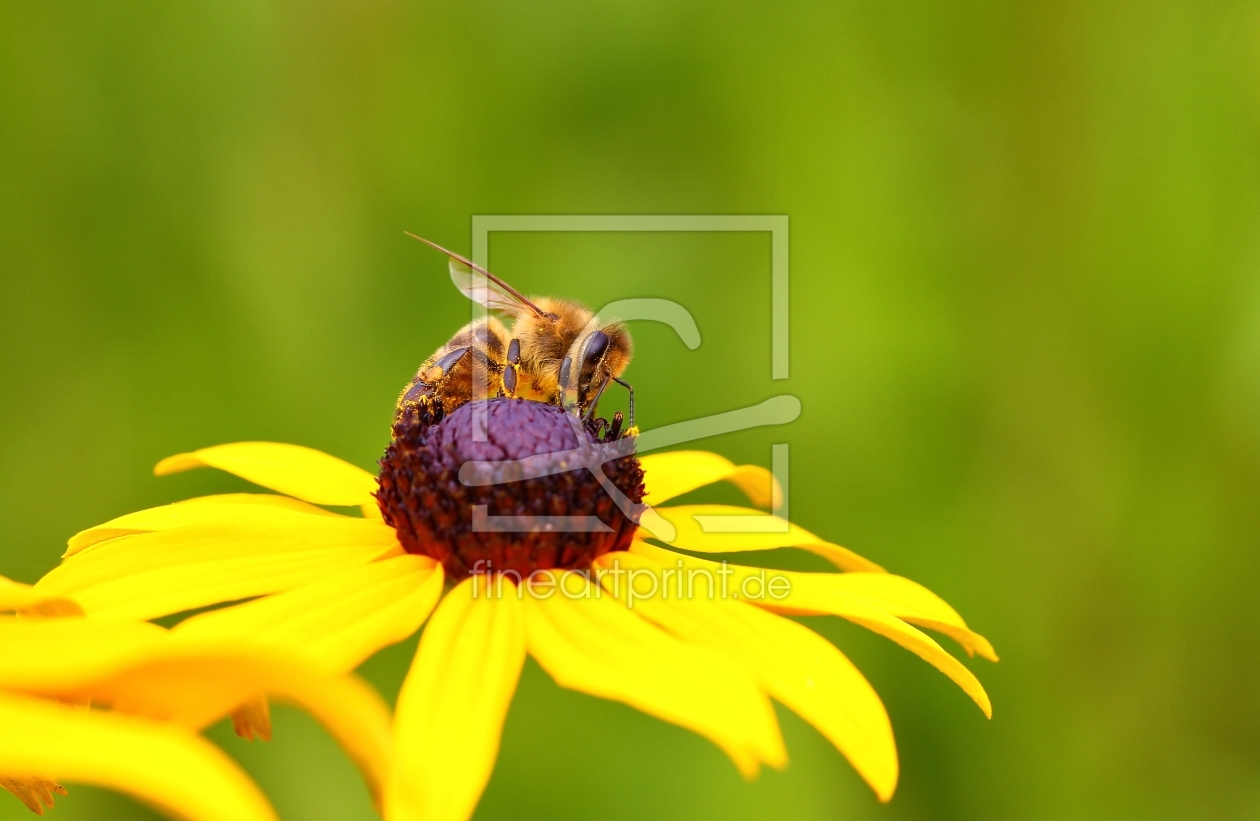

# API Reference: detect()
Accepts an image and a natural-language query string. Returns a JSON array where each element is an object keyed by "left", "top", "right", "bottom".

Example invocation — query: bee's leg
[
  {"left": 611, "top": 376, "right": 635, "bottom": 429},
  {"left": 583, "top": 372, "right": 612, "bottom": 422},
  {"left": 426, "top": 344, "right": 501, "bottom": 387},
  {"left": 407, "top": 346, "right": 474, "bottom": 411},
  {"left": 426, "top": 346, "right": 472, "bottom": 381},
  {"left": 396, "top": 378, "right": 440, "bottom": 425},
  {"left": 400, "top": 348, "right": 467, "bottom": 407},
  {"left": 503, "top": 338, "right": 521, "bottom": 397}
]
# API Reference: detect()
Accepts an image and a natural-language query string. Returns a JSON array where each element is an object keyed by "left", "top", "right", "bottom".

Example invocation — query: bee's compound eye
[{"left": 582, "top": 331, "right": 610, "bottom": 371}]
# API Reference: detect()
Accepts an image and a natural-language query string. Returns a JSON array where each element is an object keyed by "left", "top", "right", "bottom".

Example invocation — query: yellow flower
[
  {"left": 0, "top": 578, "right": 391, "bottom": 819},
  {"left": 34, "top": 399, "right": 996, "bottom": 821}
]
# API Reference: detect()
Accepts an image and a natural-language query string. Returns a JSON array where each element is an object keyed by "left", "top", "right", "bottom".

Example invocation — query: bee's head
[{"left": 564, "top": 322, "right": 632, "bottom": 412}]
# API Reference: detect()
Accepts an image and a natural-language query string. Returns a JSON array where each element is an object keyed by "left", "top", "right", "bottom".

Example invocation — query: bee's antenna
[
  {"left": 611, "top": 376, "right": 634, "bottom": 429},
  {"left": 404, "top": 232, "right": 473, "bottom": 266}
]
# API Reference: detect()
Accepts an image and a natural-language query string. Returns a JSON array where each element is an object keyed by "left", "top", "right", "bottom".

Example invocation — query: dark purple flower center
[{"left": 375, "top": 398, "right": 644, "bottom": 578}]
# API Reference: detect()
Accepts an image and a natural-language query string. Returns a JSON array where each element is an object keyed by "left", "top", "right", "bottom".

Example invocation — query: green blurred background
[{"left": 3, "top": 1, "right": 1260, "bottom": 818}]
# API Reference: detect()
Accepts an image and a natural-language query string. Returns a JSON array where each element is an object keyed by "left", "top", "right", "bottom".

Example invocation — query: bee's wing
[
  {"left": 448, "top": 257, "right": 540, "bottom": 317},
  {"left": 407, "top": 232, "right": 548, "bottom": 319}
]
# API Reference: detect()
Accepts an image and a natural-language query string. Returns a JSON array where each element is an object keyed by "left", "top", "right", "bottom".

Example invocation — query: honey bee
[{"left": 397, "top": 234, "right": 635, "bottom": 435}]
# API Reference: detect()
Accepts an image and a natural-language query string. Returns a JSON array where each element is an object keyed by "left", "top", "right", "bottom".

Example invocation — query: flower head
[
  {"left": 34, "top": 398, "right": 996, "bottom": 820},
  {"left": 378, "top": 398, "right": 644, "bottom": 577}
]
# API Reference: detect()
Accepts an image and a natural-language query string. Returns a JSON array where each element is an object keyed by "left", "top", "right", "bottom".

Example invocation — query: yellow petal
[
  {"left": 594, "top": 552, "right": 897, "bottom": 800},
  {"left": 523, "top": 572, "right": 786, "bottom": 778},
  {"left": 630, "top": 542, "right": 991, "bottom": 717},
  {"left": 826, "top": 573, "right": 998, "bottom": 661},
  {"left": 0, "top": 575, "right": 82, "bottom": 617},
  {"left": 653, "top": 505, "right": 885, "bottom": 572},
  {"left": 1, "top": 614, "right": 393, "bottom": 809},
  {"left": 176, "top": 554, "right": 443, "bottom": 673},
  {"left": 0, "top": 690, "right": 277, "bottom": 821},
  {"left": 66, "top": 494, "right": 338, "bottom": 558},
  {"left": 639, "top": 451, "right": 782, "bottom": 508},
  {"left": 257, "top": 662, "right": 394, "bottom": 807},
  {"left": 0, "top": 775, "right": 67, "bottom": 814},
  {"left": 99, "top": 649, "right": 393, "bottom": 805},
  {"left": 37, "top": 517, "right": 400, "bottom": 621},
  {"left": 0, "top": 619, "right": 394, "bottom": 808},
  {"left": 155, "top": 442, "right": 378, "bottom": 508},
  {"left": 0, "top": 618, "right": 170, "bottom": 692},
  {"left": 387, "top": 578, "right": 525, "bottom": 821}
]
